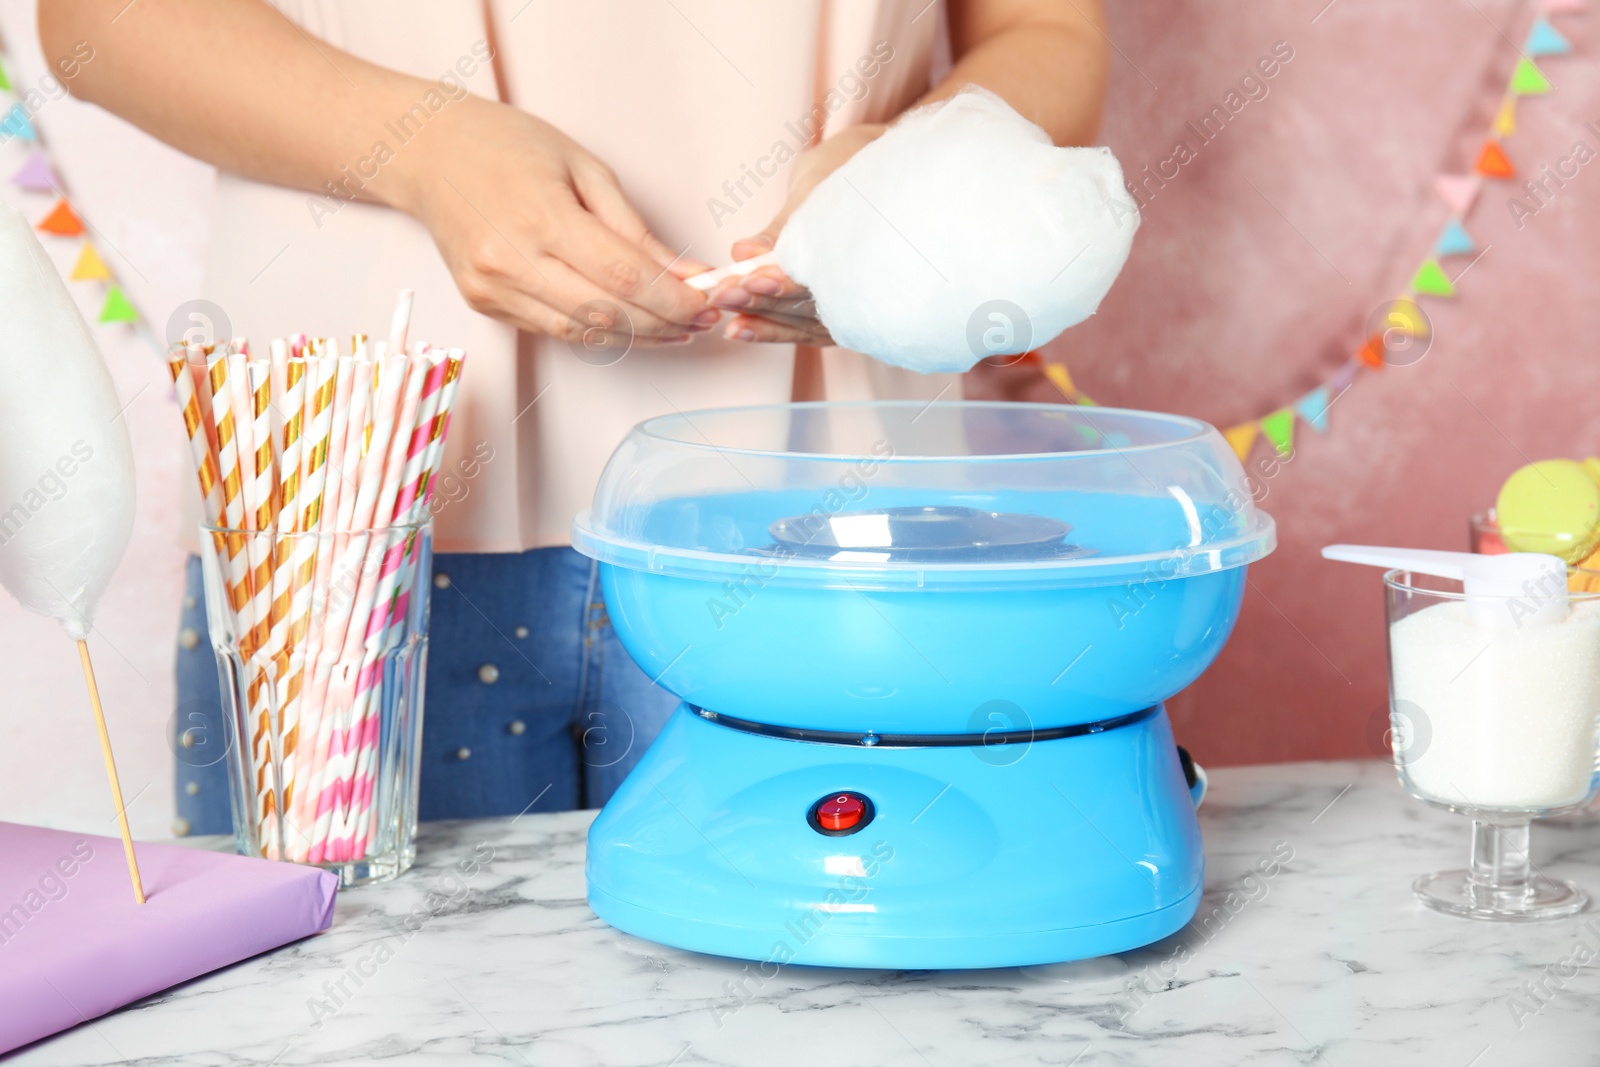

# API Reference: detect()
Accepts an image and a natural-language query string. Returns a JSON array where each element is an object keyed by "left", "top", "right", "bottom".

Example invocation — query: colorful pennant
[
  {"left": 1526, "top": 16, "right": 1572, "bottom": 54},
  {"left": 1259, "top": 409, "right": 1295, "bottom": 457},
  {"left": 70, "top": 242, "right": 112, "bottom": 281},
  {"left": 1475, "top": 140, "right": 1517, "bottom": 179},
  {"left": 1433, "top": 174, "right": 1482, "bottom": 215},
  {"left": 97, "top": 285, "right": 138, "bottom": 324},
  {"left": 1410, "top": 260, "right": 1455, "bottom": 298},
  {"left": 10, "top": 151, "right": 56, "bottom": 192},
  {"left": 1357, "top": 334, "right": 1386, "bottom": 369},
  {"left": 1511, "top": 58, "right": 1553, "bottom": 95},
  {"left": 1386, "top": 297, "right": 1431, "bottom": 338},
  {"left": 1295, "top": 387, "right": 1331, "bottom": 434},
  {"left": 0, "top": 103, "right": 34, "bottom": 142},
  {"left": 0, "top": 57, "right": 10, "bottom": 93},
  {"left": 1494, "top": 97, "right": 1518, "bottom": 136},
  {"left": 1434, "top": 220, "right": 1476, "bottom": 257},
  {"left": 1223, "top": 423, "right": 1259, "bottom": 462},
  {"left": 36, "top": 198, "right": 84, "bottom": 236}
]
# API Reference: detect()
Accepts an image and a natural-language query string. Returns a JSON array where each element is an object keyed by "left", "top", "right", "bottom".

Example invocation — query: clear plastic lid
[{"left": 572, "top": 401, "right": 1275, "bottom": 590}]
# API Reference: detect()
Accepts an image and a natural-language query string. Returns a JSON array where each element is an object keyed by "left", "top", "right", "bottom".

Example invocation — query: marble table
[{"left": 16, "top": 759, "right": 1600, "bottom": 1066}]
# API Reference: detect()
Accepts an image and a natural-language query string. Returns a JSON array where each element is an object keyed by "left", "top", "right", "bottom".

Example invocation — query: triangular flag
[
  {"left": 1260, "top": 409, "right": 1295, "bottom": 457},
  {"left": 97, "top": 285, "right": 138, "bottom": 324},
  {"left": 10, "top": 151, "right": 57, "bottom": 192},
  {"left": 1328, "top": 360, "right": 1361, "bottom": 394},
  {"left": 1386, "top": 296, "right": 1431, "bottom": 339},
  {"left": 0, "top": 56, "right": 11, "bottom": 92},
  {"left": 1476, "top": 140, "right": 1516, "bottom": 179},
  {"left": 70, "top": 242, "right": 112, "bottom": 281},
  {"left": 1411, "top": 259, "right": 1456, "bottom": 297},
  {"left": 1493, "top": 96, "right": 1517, "bottom": 137},
  {"left": 1542, "top": 0, "right": 1585, "bottom": 12},
  {"left": 36, "top": 199, "right": 84, "bottom": 236},
  {"left": 1510, "top": 58, "right": 1552, "bottom": 95},
  {"left": 1526, "top": 16, "right": 1572, "bottom": 55},
  {"left": 1433, "top": 174, "right": 1481, "bottom": 215},
  {"left": 0, "top": 104, "right": 36, "bottom": 143},
  {"left": 1358, "top": 334, "right": 1387, "bottom": 369},
  {"left": 1040, "top": 360, "right": 1076, "bottom": 400},
  {"left": 1223, "top": 423, "right": 1259, "bottom": 462},
  {"left": 1435, "top": 220, "right": 1476, "bottom": 257},
  {"left": 1295, "top": 387, "right": 1332, "bottom": 434}
]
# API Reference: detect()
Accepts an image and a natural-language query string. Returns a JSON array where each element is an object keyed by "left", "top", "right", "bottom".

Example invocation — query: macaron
[{"left": 1496, "top": 458, "right": 1600, "bottom": 562}]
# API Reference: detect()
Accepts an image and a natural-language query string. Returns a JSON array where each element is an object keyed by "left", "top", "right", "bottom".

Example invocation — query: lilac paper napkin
[{"left": 0, "top": 821, "right": 336, "bottom": 1054}]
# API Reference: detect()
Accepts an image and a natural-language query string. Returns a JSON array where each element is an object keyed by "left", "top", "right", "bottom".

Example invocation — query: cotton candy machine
[{"left": 572, "top": 401, "right": 1274, "bottom": 968}]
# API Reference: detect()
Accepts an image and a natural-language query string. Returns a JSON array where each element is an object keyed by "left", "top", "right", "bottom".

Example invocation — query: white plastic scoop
[{"left": 1322, "top": 544, "right": 1569, "bottom": 628}]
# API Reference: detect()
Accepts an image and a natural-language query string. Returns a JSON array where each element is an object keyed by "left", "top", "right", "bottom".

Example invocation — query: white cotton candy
[
  {"left": 776, "top": 88, "right": 1140, "bottom": 374},
  {"left": 0, "top": 203, "right": 135, "bottom": 639}
]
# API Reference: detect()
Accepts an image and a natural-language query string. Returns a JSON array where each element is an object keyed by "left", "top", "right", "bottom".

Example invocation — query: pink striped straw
[
  {"left": 307, "top": 352, "right": 415, "bottom": 862},
  {"left": 336, "top": 351, "right": 449, "bottom": 855},
  {"left": 287, "top": 352, "right": 355, "bottom": 861},
  {"left": 323, "top": 353, "right": 431, "bottom": 860},
  {"left": 351, "top": 350, "right": 464, "bottom": 856},
  {"left": 298, "top": 354, "right": 377, "bottom": 862}
]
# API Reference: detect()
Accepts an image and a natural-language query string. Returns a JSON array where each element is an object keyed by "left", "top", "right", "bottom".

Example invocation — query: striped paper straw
[
  {"left": 350, "top": 350, "right": 465, "bottom": 857},
  {"left": 334, "top": 351, "right": 448, "bottom": 856},
  {"left": 307, "top": 353, "right": 411, "bottom": 861},
  {"left": 205, "top": 354, "right": 253, "bottom": 646},
  {"left": 243, "top": 358, "right": 281, "bottom": 854},
  {"left": 297, "top": 354, "right": 377, "bottom": 861},
  {"left": 285, "top": 352, "right": 345, "bottom": 861},
  {"left": 322, "top": 353, "right": 430, "bottom": 860}
]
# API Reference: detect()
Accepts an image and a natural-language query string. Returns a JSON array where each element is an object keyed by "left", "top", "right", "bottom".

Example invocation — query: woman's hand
[
  {"left": 393, "top": 97, "right": 718, "bottom": 346},
  {"left": 706, "top": 123, "right": 886, "bottom": 346}
]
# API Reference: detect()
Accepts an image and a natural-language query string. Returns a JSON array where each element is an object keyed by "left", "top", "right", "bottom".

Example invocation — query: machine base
[{"left": 587, "top": 704, "right": 1204, "bottom": 969}]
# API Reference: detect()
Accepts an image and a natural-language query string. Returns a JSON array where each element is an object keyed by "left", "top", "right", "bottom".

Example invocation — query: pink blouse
[{"left": 197, "top": 0, "right": 960, "bottom": 553}]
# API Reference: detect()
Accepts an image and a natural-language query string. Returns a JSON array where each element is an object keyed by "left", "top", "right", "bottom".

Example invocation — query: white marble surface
[{"left": 14, "top": 759, "right": 1600, "bottom": 1066}]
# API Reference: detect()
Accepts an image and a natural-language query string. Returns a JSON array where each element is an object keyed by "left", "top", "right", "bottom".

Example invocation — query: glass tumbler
[
  {"left": 1384, "top": 569, "right": 1600, "bottom": 920},
  {"left": 198, "top": 520, "right": 431, "bottom": 886}
]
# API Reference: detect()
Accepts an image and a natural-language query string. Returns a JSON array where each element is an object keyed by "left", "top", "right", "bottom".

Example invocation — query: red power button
[{"left": 811, "top": 792, "right": 873, "bottom": 835}]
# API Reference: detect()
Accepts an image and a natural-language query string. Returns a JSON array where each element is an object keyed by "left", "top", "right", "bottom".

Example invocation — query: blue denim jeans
[{"left": 174, "top": 547, "right": 680, "bottom": 835}]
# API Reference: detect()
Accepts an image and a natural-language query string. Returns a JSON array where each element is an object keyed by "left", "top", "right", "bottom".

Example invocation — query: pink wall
[{"left": 972, "top": 0, "right": 1600, "bottom": 766}]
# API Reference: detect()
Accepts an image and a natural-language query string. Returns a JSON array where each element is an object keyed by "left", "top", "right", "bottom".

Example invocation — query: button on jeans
[{"left": 174, "top": 546, "right": 680, "bottom": 835}]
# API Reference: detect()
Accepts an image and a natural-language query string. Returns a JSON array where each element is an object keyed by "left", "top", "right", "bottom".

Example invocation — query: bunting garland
[
  {"left": 0, "top": 34, "right": 149, "bottom": 334},
  {"left": 1031, "top": 1, "right": 1581, "bottom": 465}
]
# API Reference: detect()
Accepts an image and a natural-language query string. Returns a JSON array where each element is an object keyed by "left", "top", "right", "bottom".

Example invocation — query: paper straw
[
  {"left": 351, "top": 350, "right": 465, "bottom": 858},
  {"left": 335, "top": 351, "right": 448, "bottom": 856},
  {"left": 319, "top": 353, "right": 429, "bottom": 860},
  {"left": 205, "top": 354, "right": 253, "bottom": 645},
  {"left": 387, "top": 289, "right": 414, "bottom": 356},
  {"left": 242, "top": 359, "right": 281, "bottom": 855},
  {"left": 297, "top": 354, "right": 378, "bottom": 860},
  {"left": 185, "top": 342, "right": 219, "bottom": 459},
  {"left": 168, "top": 350, "right": 223, "bottom": 525},
  {"left": 306, "top": 353, "right": 413, "bottom": 861},
  {"left": 287, "top": 352, "right": 349, "bottom": 861}
]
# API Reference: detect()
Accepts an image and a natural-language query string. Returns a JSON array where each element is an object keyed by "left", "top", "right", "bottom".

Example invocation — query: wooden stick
[{"left": 75, "top": 639, "right": 146, "bottom": 904}]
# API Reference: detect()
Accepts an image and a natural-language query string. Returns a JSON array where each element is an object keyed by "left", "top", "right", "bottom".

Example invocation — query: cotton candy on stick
[
  {"left": 0, "top": 203, "right": 143, "bottom": 902},
  {"left": 769, "top": 88, "right": 1141, "bottom": 374}
]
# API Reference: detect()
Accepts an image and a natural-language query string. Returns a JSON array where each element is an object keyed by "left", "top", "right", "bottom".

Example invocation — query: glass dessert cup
[
  {"left": 1384, "top": 569, "right": 1600, "bottom": 921},
  {"left": 1468, "top": 508, "right": 1506, "bottom": 556}
]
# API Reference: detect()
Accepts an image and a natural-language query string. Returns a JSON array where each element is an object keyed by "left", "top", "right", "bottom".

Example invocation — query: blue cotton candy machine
[{"left": 572, "top": 401, "right": 1274, "bottom": 969}]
